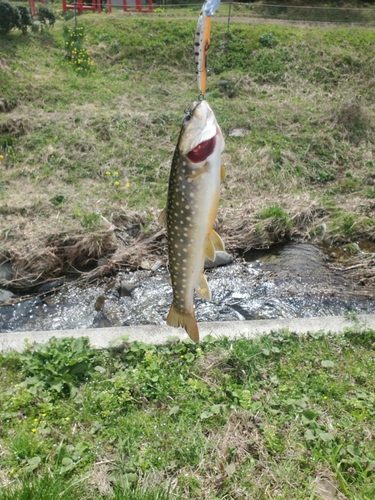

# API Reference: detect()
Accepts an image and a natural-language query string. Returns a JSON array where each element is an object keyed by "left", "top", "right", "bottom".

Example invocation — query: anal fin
[
  {"left": 205, "top": 235, "right": 215, "bottom": 261},
  {"left": 197, "top": 273, "right": 211, "bottom": 301},
  {"left": 167, "top": 303, "right": 199, "bottom": 342}
]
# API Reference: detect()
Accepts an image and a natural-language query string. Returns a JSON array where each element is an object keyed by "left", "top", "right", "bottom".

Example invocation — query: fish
[
  {"left": 194, "top": 0, "right": 221, "bottom": 95},
  {"left": 159, "top": 99, "right": 226, "bottom": 342}
]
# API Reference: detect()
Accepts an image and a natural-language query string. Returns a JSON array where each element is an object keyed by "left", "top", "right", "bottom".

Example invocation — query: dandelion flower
[
  {"left": 114, "top": 181, "right": 120, "bottom": 187},
  {"left": 125, "top": 183, "right": 130, "bottom": 189},
  {"left": 33, "top": 418, "right": 38, "bottom": 422},
  {"left": 31, "top": 428, "right": 37, "bottom": 433},
  {"left": 105, "top": 171, "right": 111, "bottom": 176},
  {"left": 113, "top": 171, "right": 119, "bottom": 176}
]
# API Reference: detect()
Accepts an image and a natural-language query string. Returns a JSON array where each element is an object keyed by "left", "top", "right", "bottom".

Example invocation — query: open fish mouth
[{"left": 180, "top": 100, "right": 218, "bottom": 155}]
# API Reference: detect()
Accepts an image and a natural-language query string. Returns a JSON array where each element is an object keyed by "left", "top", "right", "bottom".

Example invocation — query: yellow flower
[
  {"left": 41, "top": 413, "right": 46, "bottom": 417},
  {"left": 65, "top": 417, "right": 70, "bottom": 421},
  {"left": 31, "top": 428, "right": 37, "bottom": 433},
  {"left": 113, "top": 171, "right": 119, "bottom": 176},
  {"left": 105, "top": 171, "right": 111, "bottom": 176},
  {"left": 10, "top": 470, "right": 14, "bottom": 475},
  {"left": 33, "top": 418, "right": 38, "bottom": 422},
  {"left": 114, "top": 181, "right": 120, "bottom": 187},
  {"left": 125, "top": 183, "right": 130, "bottom": 189},
  {"left": 0, "top": 155, "right": 3, "bottom": 159}
]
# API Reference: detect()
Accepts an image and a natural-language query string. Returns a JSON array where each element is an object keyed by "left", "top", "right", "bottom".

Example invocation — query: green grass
[{"left": 1, "top": 325, "right": 375, "bottom": 498}]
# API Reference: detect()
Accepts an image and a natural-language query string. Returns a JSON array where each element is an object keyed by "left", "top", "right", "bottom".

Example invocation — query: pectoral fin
[
  {"left": 221, "top": 164, "right": 226, "bottom": 180},
  {"left": 158, "top": 208, "right": 167, "bottom": 227},
  {"left": 167, "top": 303, "right": 199, "bottom": 342},
  {"left": 210, "top": 229, "right": 225, "bottom": 252},
  {"left": 197, "top": 273, "right": 211, "bottom": 301}
]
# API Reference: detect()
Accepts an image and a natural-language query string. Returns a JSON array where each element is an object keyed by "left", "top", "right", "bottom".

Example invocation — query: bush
[
  {"left": 37, "top": 5, "right": 56, "bottom": 28},
  {"left": 17, "top": 5, "right": 33, "bottom": 35},
  {"left": 0, "top": 1, "right": 21, "bottom": 34}
]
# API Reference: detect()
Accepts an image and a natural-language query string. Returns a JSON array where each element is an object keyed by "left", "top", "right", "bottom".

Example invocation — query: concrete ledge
[{"left": 1, "top": 314, "right": 375, "bottom": 352}]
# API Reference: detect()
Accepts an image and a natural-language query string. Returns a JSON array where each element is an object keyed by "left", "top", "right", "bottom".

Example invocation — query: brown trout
[{"left": 159, "top": 100, "right": 225, "bottom": 342}]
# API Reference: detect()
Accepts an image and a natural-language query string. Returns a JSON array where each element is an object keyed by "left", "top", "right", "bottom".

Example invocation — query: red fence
[{"left": 61, "top": 0, "right": 153, "bottom": 14}]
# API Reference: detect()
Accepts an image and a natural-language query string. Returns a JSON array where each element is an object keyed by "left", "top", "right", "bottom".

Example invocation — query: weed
[
  {"left": 19, "top": 336, "right": 97, "bottom": 398},
  {"left": 63, "top": 24, "right": 93, "bottom": 74}
]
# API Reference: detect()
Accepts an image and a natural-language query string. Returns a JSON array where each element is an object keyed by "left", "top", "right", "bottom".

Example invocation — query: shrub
[
  {"left": 17, "top": 5, "right": 33, "bottom": 35},
  {"left": 37, "top": 5, "right": 56, "bottom": 28},
  {"left": 0, "top": 1, "right": 21, "bottom": 34},
  {"left": 259, "top": 31, "right": 279, "bottom": 48}
]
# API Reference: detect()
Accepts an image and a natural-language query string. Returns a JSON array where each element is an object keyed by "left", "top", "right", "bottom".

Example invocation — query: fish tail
[{"left": 167, "top": 303, "right": 199, "bottom": 343}]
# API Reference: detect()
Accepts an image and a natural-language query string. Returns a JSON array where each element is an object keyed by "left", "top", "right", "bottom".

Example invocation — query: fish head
[{"left": 179, "top": 100, "right": 225, "bottom": 162}]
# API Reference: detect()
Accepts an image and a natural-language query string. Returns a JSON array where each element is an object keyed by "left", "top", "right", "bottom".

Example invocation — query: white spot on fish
[
  {"left": 189, "top": 192, "right": 195, "bottom": 198},
  {"left": 185, "top": 205, "right": 190, "bottom": 210}
]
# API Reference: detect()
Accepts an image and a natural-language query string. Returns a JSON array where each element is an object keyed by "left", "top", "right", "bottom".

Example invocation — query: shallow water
[{"left": 1, "top": 243, "right": 374, "bottom": 333}]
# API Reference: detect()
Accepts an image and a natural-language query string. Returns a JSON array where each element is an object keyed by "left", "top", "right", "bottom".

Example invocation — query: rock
[
  {"left": 151, "top": 260, "right": 163, "bottom": 272},
  {"left": 229, "top": 128, "right": 249, "bottom": 138},
  {"left": 0, "top": 263, "right": 13, "bottom": 281},
  {"left": 36, "top": 280, "right": 65, "bottom": 294},
  {"left": 204, "top": 251, "right": 233, "bottom": 269},
  {"left": 0, "top": 289, "right": 15, "bottom": 303},
  {"left": 94, "top": 295, "right": 106, "bottom": 311},
  {"left": 119, "top": 281, "right": 137, "bottom": 298},
  {"left": 140, "top": 260, "right": 151, "bottom": 270}
]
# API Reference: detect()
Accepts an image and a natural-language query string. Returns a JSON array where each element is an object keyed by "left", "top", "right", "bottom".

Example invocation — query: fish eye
[{"left": 185, "top": 114, "right": 191, "bottom": 121}]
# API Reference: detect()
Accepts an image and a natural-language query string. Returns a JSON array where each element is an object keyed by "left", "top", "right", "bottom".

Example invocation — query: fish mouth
[{"left": 180, "top": 100, "right": 217, "bottom": 156}]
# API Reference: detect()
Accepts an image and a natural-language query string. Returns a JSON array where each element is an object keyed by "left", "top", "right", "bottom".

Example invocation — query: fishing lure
[{"left": 194, "top": 0, "right": 221, "bottom": 96}]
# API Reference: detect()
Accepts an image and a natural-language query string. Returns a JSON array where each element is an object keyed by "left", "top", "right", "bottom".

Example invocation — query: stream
[{"left": 1, "top": 243, "right": 374, "bottom": 333}]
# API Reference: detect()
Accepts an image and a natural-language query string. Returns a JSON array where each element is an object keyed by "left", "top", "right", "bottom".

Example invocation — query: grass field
[
  {"left": 0, "top": 11, "right": 375, "bottom": 286},
  {"left": 0, "top": 322, "right": 375, "bottom": 499}
]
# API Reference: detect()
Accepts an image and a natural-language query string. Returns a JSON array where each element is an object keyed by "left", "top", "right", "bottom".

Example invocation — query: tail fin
[{"left": 167, "top": 303, "right": 199, "bottom": 342}]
